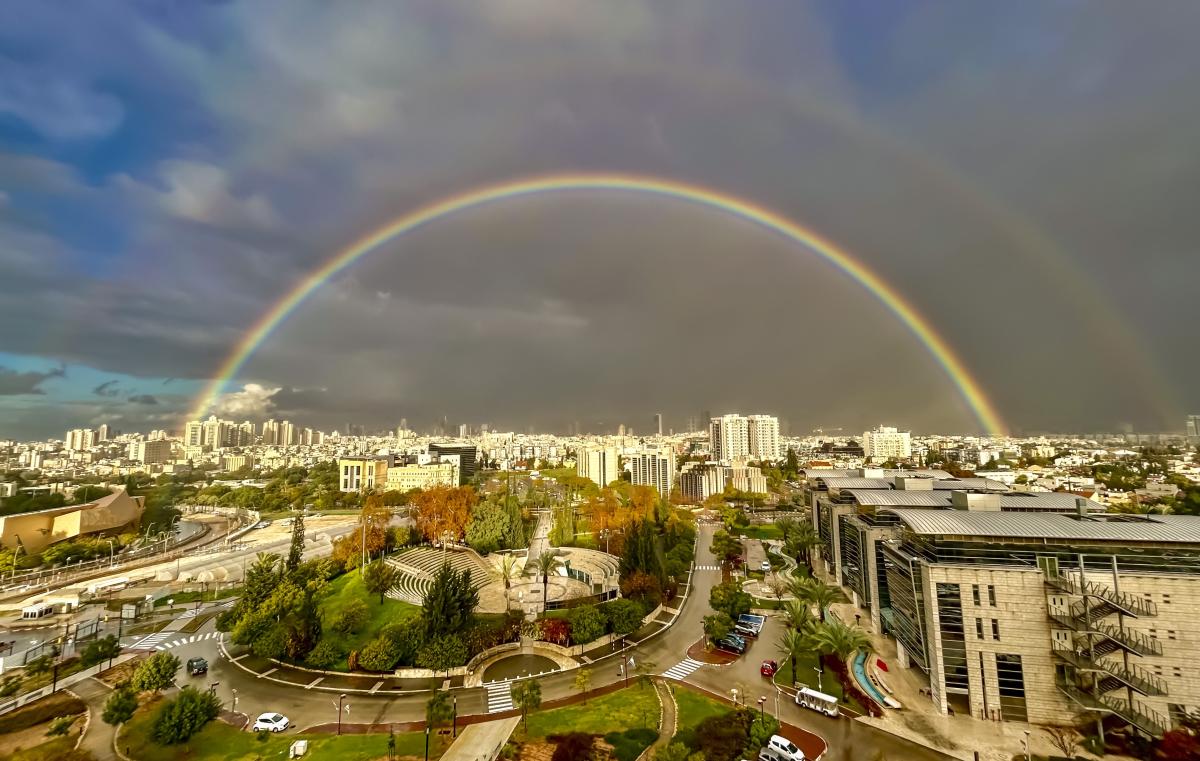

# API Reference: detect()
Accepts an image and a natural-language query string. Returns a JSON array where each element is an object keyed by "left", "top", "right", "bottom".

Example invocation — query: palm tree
[
  {"left": 777, "top": 627, "right": 811, "bottom": 687},
  {"left": 781, "top": 599, "right": 815, "bottom": 634},
  {"left": 536, "top": 551, "right": 558, "bottom": 609},
  {"left": 790, "top": 577, "right": 848, "bottom": 623},
  {"left": 774, "top": 516, "right": 799, "bottom": 543},
  {"left": 499, "top": 553, "right": 520, "bottom": 591},
  {"left": 784, "top": 522, "right": 820, "bottom": 575},
  {"left": 809, "top": 620, "right": 871, "bottom": 662}
]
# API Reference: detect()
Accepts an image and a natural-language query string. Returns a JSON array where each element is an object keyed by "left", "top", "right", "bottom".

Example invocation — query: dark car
[
  {"left": 186, "top": 657, "right": 208, "bottom": 676},
  {"left": 716, "top": 634, "right": 747, "bottom": 654}
]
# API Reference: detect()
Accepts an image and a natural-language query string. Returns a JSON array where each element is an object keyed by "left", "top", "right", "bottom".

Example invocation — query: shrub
[
  {"left": 550, "top": 732, "right": 596, "bottom": 761},
  {"left": 416, "top": 634, "right": 468, "bottom": 671},
  {"left": 46, "top": 716, "right": 75, "bottom": 737},
  {"left": 0, "top": 693, "right": 85, "bottom": 734},
  {"left": 331, "top": 599, "right": 369, "bottom": 634},
  {"left": 567, "top": 605, "right": 607, "bottom": 645},
  {"left": 693, "top": 710, "right": 753, "bottom": 761},
  {"left": 150, "top": 686, "right": 221, "bottom": 744},
  {"left": 620, "top": 571, "right": 663, "bottom": 607},
  {"left": 538, "top": 618, "right": 571, "bottom": 646},
  {"left": 357, "top": 635, "right": 402, "bottom": 672},
  {"left": 304, "top": 638, "right": 347, "bottom": 670},
  {"left": 102, "top": 683, "right": 139, "bottom": 726},
  {"left": 0, "top": 674, "right": 21, "bottom": 697},
  {"left": 604, "top": 727, "right": 660, "bottom": 761},
  {"left": 602, "top": 598, "right": 644, "bottom": 636},
  {"left": 80, "top": 635, "right": 121, "bottom": 668}
]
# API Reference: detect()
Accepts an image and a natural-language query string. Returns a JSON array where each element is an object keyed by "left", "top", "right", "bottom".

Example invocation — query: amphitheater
[{"left": 384, "top": 544, "right": 622, "bottom": 615}]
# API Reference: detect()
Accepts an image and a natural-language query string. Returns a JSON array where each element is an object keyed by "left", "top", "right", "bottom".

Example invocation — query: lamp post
[
  {"left": 424, "top": 724, "right": 430, "bottom": 761},
  {"left": 231, "top": 688, "right": 238, "bottom": 715},
  {"left": 106, "top": 538, "right": 115, "bottom": 568},
  {"left": 1022, "top": 730, "right": 1031, "bottom": 761},
  {"left": 757, "top": 696, "right": 766, "bottom": 726},
  {"left": 337, "top": 693, "right": 348, "bottom": 735},
  {"left": 452, "top": 696, "right": 458, "bottom": 738}
]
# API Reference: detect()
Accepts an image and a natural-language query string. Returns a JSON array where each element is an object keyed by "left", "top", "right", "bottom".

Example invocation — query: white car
[
  {"left": 763, "top": 734, "right": 805, "bottom": 761},
  {"left": 252, "top": 713, "right": 291, "bottom": 733},
  {"left": 759, "top": 560, "right": 772, "bottom": 572}
]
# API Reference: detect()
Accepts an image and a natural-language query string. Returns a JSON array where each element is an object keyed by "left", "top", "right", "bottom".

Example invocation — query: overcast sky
[{"left": 1, "top": 1, "right": 1197, "bottom": 439}]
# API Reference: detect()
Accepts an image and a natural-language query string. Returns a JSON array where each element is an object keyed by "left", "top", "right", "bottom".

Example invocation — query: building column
[{"left": 895, "top": 640, "right": 910, "bottom": 669}]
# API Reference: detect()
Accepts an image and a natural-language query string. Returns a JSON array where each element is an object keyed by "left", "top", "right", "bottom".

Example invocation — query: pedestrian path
[
  {"left": 128, "top": 631, "right": 172, "bottom": 650},
  {"left": 661, "top": 658, "right": 704, "bottom": 681},
  {"left": 694, "top": 564, "right": 720, "bottom": 571},
  {"left": 153, "top": 631, "right": 220, "bottom": 651},
  {"left": 484, "top": 681, "right": 514, "bottom": 713},
  {"left": 441, "top": 716, "right": 520, "bottom": 761}
]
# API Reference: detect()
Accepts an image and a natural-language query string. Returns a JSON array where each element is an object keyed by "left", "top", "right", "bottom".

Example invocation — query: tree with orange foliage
[
  {"left": 330, "top": 495, "right": 393, "bottom": 569},
  {"left": 413, "top": 485, "right": 477, "bottom": 543}
]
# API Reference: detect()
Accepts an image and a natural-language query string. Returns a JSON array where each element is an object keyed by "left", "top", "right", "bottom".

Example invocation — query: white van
[
  {"left": 795, "top": 686, "right": 839, "bottom": 717},
  {"left": 763, "top": 734, "right": 805, "bottom": 761}
]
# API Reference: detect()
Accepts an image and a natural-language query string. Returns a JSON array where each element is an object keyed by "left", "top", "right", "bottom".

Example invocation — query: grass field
[
  {"left": 773, "top": 653, "right": 866, "bottom": 714},
  {"left": 520, "top": 686, "right": 659, "bottom": 761},
  {"left": 319, "top": 568, "right": 420, "bottom": 666},
  {"left": 741, "top": 525, "right": 782, "bottom": 540},
  {"left": 122, "top": 706, "right": 443, "bottom": 761},
  {"left": 673, "top": 686, "right": 732, "bottom": 733}
]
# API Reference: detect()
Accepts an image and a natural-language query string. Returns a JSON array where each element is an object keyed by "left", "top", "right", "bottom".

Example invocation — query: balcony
[
  {"left": 1056, "top": 679, "right": 1169, "bottom": 738},
  {"left": 1045, "top": 574, "right": 1156, "bottom": 619},
  {"left": 1051, "top": 646, "right": 1167, "bottom": 697}
]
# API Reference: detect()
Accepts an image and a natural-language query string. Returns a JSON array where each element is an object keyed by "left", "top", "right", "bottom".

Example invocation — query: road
[{"left": 119, "top": 523, "right": 954, "bottom": 761}]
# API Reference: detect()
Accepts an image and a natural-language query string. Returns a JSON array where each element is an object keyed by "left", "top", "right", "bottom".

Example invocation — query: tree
[
  {"left": 286, "top": 511, "right": 306, "bottom": 573},
  {"left": 789, "top": 577, "right": 848, "bottom": 623},
  {"left": 413, "top": 485, "right": 477, "bottom": 543},
  {"left": 80, "top": 634, "right": 121, "bottom": 667},
  {"left": 783, "top": 523, "right": 820, "bottom": 575},
  {"left": 774, "top": 516, "right": 799, "bottom": 544},
  {"left": 103, "top": 683, "right": 139, "bottom": 726},
  {"left": 710, "top": 531, "right": 743, "bottom": 565},
  {"left": 150, "top": 686, "right": 221, "bottom": 745},
  {"left": 568, "top": 605, "right": 607, "bottom": 644},
  {"left": 498, "top": 553, "right": 520, "bottom": 591},
  {"left": 425, "top": 689, "right": 454, "bottom": 729},
  {"left": 511, "top": 680, "right": 542, "bottom": 732},
  {"left": 781, "top": 599, "right": 815, "bottom": 634},
  {"left": 809, "top": 620, "right": 870, "bottom": 661},
  {"left": 362, "top": 559, "right": 398, "bottom": 604},
  {"left": 603, "top": 598, "right": 644, "bottom": 637},
  {"left": 1157, "top": 711, "right": 1200, "bottom": 761},
  {"left": 416, "top": 634, "right": 469, "bottom": 671},
  {"left": 709, "top": 581, "right": 752, "bottom": 619},
  {"left": 703, "top": 612, "right": 734, "bottom": 644},
  {"left": 1045, "top": 727, "right": 1079, "bottom": 758},
  {"left": 654, "top": 742, "right": 705, "bottom": 761},
  {"left": 634, "top": 658, "right": 657, "bottom": 689},
  {"left": 573, "top": 667, "right": 593, "bottom": 703},
  {"left": 465, "top": 500, "right": 510, "bottom": 553},
  {"left": 694, "top": 710, "right": 753, "bottom": 761},
  {"left": 777, "top": 628, "right": 810, "bottom": 687},
  {"left": 422, "top": 563, "right": 479, "bottom": 638},
  {"left": 46, "top": 716, "right": 75, "bottom": 737},
  {"left": 132, "top": 651, "right": 180, "bottom": 693},
  {"left": 535, "top": 551, "right": 558, "bottom": 609}
]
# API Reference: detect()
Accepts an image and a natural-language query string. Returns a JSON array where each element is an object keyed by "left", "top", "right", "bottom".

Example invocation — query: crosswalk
[
  {"left": 129, "top": 631, "right": 220, "bottom": 651},
  {"left": 694, "top": 564, "right": 720, "bottom": 571},
  {"left": 484, "top": 681, "right": 514, "bottom": 713},
  {"left": 661, "top": 658, "right": 704, "bottom": 681}
]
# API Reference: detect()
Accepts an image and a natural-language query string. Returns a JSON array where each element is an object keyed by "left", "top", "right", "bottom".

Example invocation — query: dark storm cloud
[
  {"left": 0, "top": 366, "right": 64, "bottom": 396},
  {"left": 127, "top": 394, "right": 159, "bottom": 405},
  {"left": 1, "top": 1, "right": 1198, "bottom": 438},
  {"left": 92, "top": 380, "right": 119, "bottom": 397}
]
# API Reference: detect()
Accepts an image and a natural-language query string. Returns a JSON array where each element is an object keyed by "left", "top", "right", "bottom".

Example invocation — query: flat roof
[
  {"left": 845, "top": 490, "right": 952, "bottom": 508},
  {"left": 883, "top": 509, "right": 1200, "bottom": 544}
]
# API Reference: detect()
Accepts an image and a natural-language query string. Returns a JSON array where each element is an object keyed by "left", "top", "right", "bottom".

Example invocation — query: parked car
[
  {"left": 763, "top": 734, "right": 805, "bottom": 761},
  {"left": 759, "top": 659, "right": 778, "bottom": 677},
  {"left": 715, "top": 634, "right": 747, "bottom": 654},
  {"left": 186, "top": 657, "right": 208, "bottom": 676},
  {"left": 759, "top": 560, "right": 772, "bottom": 573},
  {"left": 252, "top": 713, "right": 291, "bottom": 733}
]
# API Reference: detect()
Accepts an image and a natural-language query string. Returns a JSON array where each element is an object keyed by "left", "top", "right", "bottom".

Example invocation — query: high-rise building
[
  {"left": 279, "top": 420, "right": 297, "bottom": 446},
  {"left": 64, "top": 428, "right": 96, "bottom": 451},
  {"left": 629, "top": 447, "right": 675, "bottom": 497},
  {"left": 261, "top": 419, "right": 279, "bottom": 445},
  {"left": 709, "top": 414, "right": 750, "bottom": 462},
  {"left": 654, "top": 413, "right": 663, "bottom": 437},
  {"left": 747, "top": 415, "right": 780, "bottom": 461},
  {"left": 678, "top": 461, "right": 726, "bottom": 502},
  {"left": 185, "top": 420, "right": 204, "bottom": 448},
  {"left": 428, "top": 443, "right": 478, "bottom": 484},
  {"left": 133, "top": 439, "right": 172, "bottom": 465},
  {"left": 96, "top": 424, "right": 110, "bottom": 442},
  {"left": 863, "top": 425, "right": 912, "bottom": 462},
  {"left": 577, "top": 445, "right": 619, "bottom": 487},
  {"left": 1188, "top": 415, "right": 1200, "bottom": 444}
]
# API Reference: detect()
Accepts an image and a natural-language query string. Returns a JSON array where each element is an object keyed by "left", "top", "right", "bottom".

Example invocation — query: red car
[{"left": 760, "top": 660, "right": 778, "bottom": 677}]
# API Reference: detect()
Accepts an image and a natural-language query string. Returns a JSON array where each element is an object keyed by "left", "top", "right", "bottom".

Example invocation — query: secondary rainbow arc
[{"left": 188, "top": 173, "right": 1006, "bottom": 435}]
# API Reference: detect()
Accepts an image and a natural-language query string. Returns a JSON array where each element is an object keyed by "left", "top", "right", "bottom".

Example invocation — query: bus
[{"left": 795, "top": 686, "right": 839, "bottom": 717}]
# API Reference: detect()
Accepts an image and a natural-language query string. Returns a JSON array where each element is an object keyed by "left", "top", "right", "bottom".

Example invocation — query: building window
[
  {"left": 976, "top": 618, "right": 984, "bottom": 639},
  {"left": 988, "top": 585, "right": 997, "bottom": 606},
  {"left": 992, "top": 619, "right": 1000, "bottom": 641},
  {"left": 1168, "top": 631, "right": 1177, "bottom": 640},
  {"left": 995, "top": 654, "right": 1028, "bottom": 722},
  {"left": 972, "top": 585, "right": 981, "bottom": 606},
  {"left": 1169, "top": 704, "right": 1192, "bottom": 728}
]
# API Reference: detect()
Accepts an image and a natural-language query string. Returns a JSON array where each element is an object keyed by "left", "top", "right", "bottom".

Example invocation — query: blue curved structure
[{"left": 852, "top": 651, "right": 888, "bottom": 706}]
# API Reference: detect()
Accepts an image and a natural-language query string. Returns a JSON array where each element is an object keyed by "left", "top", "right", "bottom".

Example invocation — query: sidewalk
[
  {"left": 440, "top": 716, "right": 520, "bottom": 761},
  {"left": 69, "top": 676, "right": 117, "bottom": 761}
]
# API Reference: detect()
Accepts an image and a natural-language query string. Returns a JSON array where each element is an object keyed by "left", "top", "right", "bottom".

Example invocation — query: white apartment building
[
  {"left": 64, "top": 428, "right": 96, "bottom": 451},
  {"left": 185, "top": 420, "right": 204, "bottom": 448},
  {"left": 679, "top": 461, "right": 727, "bottom": 502},
  {"left": 628, "top": 447, "right": 675, "bottom": 497},
  {"left": 261, "top": 419, "right": 280, "bottom": 445},
  {"left": 747, "top": 415, "right": 780, "bottom": 461},
  {"left": 863, "top": 425, "right": 912, "bottom": 462},
  {"left": 132, "top": 438, "right": 172, "bottom": 465},
  {"left": 576, "top": 445, "right": 619, "bottom": 487},
  {"left": 727, "top": 460, "right": 768, "bottom": 494},
  {"left": 279, "top": 420, "right": 297, "bottom": 447},
  {"left": 710, "top": 414, "right": 750, "bottom": 462}
]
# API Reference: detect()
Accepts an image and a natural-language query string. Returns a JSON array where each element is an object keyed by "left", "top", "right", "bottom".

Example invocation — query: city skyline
[{"left": 3, "top": 3, "right": 1199, "bottom": 439}]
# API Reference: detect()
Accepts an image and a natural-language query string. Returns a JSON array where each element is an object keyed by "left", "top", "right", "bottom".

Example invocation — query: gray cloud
[
  {"left": 127, "top": 394, "right": 159, "bottom": 406},
  {"left": 92, "top": 380, "right": 119, "bottom": 397},
  {"left": 0, "top": 366, "right": 64, "bottom": 396},
  {"left": 1, "top": 2, "right": 1198, "bottom": 438}
]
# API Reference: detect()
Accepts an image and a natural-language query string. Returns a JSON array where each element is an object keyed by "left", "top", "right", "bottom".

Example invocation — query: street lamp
[
  {"left": 757, "top": 696, "right": 766, "bottom": 725},
  {"left": 337, "top": 693, "right": 348, "bottom": 735},
  {"left": 1022, "top": 730, "right": 1031, "bottom": 761},
  {"left": 231, "top": 688, "right": 238, "bottom": 715},
  {"left": 452, "top": 696, "right": 457, "bottom": 738},
  {"left": 106, "top": 538, "right": 115, "bottom": 568}
]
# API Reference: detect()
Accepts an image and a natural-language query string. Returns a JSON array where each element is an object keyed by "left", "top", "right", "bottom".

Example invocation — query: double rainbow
[{"left": 188, "top": 173, "right": 1006, "bottom": 435}]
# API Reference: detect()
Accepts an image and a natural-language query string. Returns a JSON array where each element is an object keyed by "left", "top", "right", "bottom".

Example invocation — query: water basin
[
  {"left": 852, "top": 651, "right": 888, "bottom": 706},
  {"left": 482, "top": 654, "right": 559, "bottom": 682}
]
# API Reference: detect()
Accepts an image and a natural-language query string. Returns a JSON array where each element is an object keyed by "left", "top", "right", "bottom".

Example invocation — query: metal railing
[{"left": 1051, "top": 645, "right": 1167, "bottom": 696}]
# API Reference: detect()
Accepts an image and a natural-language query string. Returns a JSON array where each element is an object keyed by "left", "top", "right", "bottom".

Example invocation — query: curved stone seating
[{"left": 384, "top": 545, "right": 493, "bottom": 605}]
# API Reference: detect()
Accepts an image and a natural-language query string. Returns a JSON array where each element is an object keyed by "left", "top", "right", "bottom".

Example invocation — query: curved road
[{"left": 145, "top": 524, "right": 954, "bottom": 761}]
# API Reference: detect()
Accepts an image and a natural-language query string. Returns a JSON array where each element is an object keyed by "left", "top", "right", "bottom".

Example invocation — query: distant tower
[{"left": 654, "top": 413, "right": 663, "bottom": 437}]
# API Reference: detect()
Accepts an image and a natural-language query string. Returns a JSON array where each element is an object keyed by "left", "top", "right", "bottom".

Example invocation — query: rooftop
[{"left": 882, "top": 509, "right": 1200, "bottom": 544}]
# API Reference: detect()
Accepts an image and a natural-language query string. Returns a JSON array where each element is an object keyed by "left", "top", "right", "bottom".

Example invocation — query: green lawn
[
  {"left": 773, "top": 653, "right": 866, "bottom": 714},
  {"left": 122, "top": 708, "right": 443, "bottom": 761},
  {"left": 0, "top": 734, "right": 80, "bottom": 761},
  {"left": 524, "top": 685, "right": 659, "bottom": 738},
  {"left": 673, "top": 686, "right": 731, "bottom": 733},
  {"left": 319, "top": 568, "right": 420, "bottom": 666},
  {"left": 741, "top": 525, "right": 782, "bottom": 540}
]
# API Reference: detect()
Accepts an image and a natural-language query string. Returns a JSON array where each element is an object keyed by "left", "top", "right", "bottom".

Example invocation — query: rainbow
[{"left": 188, "top": 173, "right": 1007, "bottom": 435}]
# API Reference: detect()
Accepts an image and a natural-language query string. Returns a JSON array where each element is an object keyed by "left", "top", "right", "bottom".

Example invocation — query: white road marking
[
  {"left": 661, "top": 658, "right": 704, "bottom": 680},
  {"left": 484, "top": 681, "right": 514, "bottom": 713}
]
